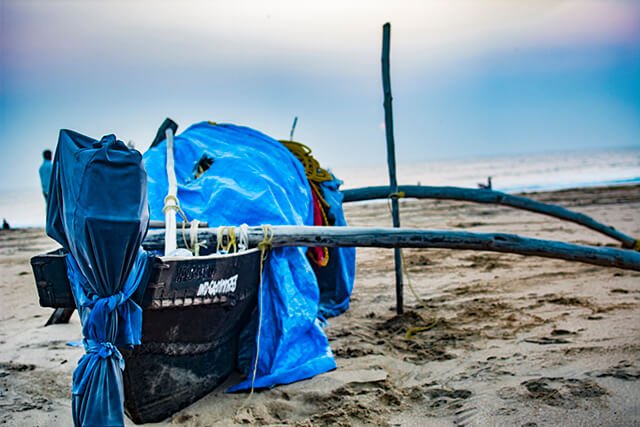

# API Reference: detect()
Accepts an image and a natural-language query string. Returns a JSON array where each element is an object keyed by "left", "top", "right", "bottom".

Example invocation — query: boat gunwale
[{"left": 157, "top": 246, "right": 261, "bottom": 261}]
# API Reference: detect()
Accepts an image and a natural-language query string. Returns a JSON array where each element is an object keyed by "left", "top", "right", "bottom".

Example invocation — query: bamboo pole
[
  {"left": 341, "top": 185, "right": 638, "bottom": 249},
  {"left": 382, "top": 23, "right": 404, "bottom": 314},
  {"left": 149, "top": 220, "right": 208, "bottom": 229},
  {"left": 142, "top": 226, "right": 640, "bottom": 272},
  {"left": 163, "top": 128, "right": 178, "bottom": 255}
]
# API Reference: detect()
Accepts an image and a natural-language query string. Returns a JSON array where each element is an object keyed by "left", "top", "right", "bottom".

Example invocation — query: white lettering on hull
[{"left": 196, "top": 274, "right": 239, "bottom": 297}]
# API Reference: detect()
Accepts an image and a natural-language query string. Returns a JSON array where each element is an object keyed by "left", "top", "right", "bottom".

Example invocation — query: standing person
[
  {"left": 39, "top": 149, "right": 75, "bottom": 325},
  {"left": 39, "top": 149, "right": 53, "bottom": 201}
]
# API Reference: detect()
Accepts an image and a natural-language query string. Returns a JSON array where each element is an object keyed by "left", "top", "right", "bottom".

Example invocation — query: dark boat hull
[{"left": 31, "top": 248, "right": 261, "bottom": 424}]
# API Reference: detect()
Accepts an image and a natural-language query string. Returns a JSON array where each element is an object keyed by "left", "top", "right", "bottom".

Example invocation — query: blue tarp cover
[
  {"left": 47, "top": 130, "right": 150, "bottom": 426},
  {"left": 315, "top": 178, "right": 356, "bottom": 318},
  {"left": 143, "top": 122, "right": 354, "bottom": 390}
]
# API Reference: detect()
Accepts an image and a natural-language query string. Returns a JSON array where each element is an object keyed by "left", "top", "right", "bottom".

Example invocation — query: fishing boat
[
  {"left": 29, "top": 22, "right": 640, "bottom": 425},
  {"left": 32, "top": 118, "right": 359, "bottom": 425},
  {"left": 32, "top": 246, "right": 262, "bottom": 423},
  {"left": 31, "top": 120, "right": 640, "bottom": 427}
]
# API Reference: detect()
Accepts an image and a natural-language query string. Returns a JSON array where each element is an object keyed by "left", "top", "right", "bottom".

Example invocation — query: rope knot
[
  {"left": 162, "top": 194, "right": 180, "bottom": 213},
  {"left": 217, "top": 226, "right": 237, "bottom": 254},
  {"left": 162, "top": 194, "right": 196, "bottom": 253},
  {"left": 85, "top": 340, "right": 125, "bottom": 369},
  {"left": 258, "top": 225, "right": 273, "bottom": 255},
  {"left": 89, "top": 291, "right": 126, "bottom": 312}
]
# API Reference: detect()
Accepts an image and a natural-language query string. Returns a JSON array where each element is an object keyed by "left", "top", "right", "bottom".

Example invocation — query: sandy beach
[{"left": 1, "top": 184, "right": 639, "bottom": 426}]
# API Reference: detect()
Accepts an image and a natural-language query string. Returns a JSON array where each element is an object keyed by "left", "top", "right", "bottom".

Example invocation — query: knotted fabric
[
  {"left": 66, "top": 251, "right": 149, "bottom": 426},
  {"left": 46, "top": 129, "right": 150, "bottom": 426}
]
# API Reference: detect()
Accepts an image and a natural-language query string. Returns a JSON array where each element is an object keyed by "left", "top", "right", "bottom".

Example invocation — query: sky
[{"left": 1, "top": 0, "right": 639, "bottom": 192}]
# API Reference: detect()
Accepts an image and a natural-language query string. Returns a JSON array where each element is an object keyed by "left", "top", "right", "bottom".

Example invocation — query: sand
[{"left": 1, "top": 185, "right": 639, "bottom": 426}]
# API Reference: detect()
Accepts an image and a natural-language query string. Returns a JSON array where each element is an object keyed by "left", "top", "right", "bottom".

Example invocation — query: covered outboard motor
[{"left": 47, "top": 130, "right": 150, "bottom": 426}]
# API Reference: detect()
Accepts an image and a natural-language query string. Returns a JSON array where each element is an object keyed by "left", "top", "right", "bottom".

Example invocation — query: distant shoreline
[
  {"left": 5, "top": 182, "right": 639, "bottom": 230},
  {"left": 496, "top": 176, "right": 640, "bottom": 194}
]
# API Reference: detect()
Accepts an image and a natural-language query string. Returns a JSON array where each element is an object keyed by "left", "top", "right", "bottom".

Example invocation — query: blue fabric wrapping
[
  {"left": 315, "top": 177, "right": 357, "bottom": 318},
  {"left": 46, "top": 129, "right": 150, "bottom": 426},
  {"left": 142, "top": 122, "right": 350, "bottom": 391},
  {"left": 229, "top": 246, "right": 336, "bottom": 390}
]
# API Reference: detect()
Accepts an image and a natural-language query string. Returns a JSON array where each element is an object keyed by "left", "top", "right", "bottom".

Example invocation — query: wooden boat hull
[{"left": 31, "top": 248, "right": 261, "bottom": 424}]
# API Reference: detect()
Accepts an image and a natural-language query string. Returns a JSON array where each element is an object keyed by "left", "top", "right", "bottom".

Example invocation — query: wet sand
[{"left": 1, "top": 185, "right": 639, "bottom": 426}]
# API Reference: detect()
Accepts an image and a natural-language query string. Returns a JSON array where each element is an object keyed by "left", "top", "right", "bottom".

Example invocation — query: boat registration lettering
[{"left": 196, "top": 274, "right": 239, "bottom": 297}]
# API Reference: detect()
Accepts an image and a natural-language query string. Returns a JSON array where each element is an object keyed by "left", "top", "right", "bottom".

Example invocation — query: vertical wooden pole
[{"left": 381, "top": 23, "right": 404, "bottom": 315}]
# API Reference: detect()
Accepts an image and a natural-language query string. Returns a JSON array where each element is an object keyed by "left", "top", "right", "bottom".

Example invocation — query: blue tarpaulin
[
  {"left": 47, "top": 130, "right": 150, "bottom": 426},
  {"left": 143, "top": 122, "right": 354, "bottom": 390},
  {"left": 315, "top": 177, "right": 356, "bottom": 318}
]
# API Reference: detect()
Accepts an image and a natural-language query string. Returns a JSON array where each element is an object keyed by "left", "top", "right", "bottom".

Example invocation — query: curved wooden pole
[
  {"left": 143, "top": 226, "right": 640, "bottom": 272},
  {"left": 341, "top": 185, "right": 638, "bottom": 249}
]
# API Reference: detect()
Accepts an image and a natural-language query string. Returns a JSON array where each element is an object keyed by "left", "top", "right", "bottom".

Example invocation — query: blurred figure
[
  {"left": 39, "top": 149, "right": 75, "bottom": 326},
  {"left": 39, "top": 149, "right": 53, "bottom": 201},
  {"left": 2, "top": 218, "right": 9, "bottom": 230},
  {"left": 478, "top": 176, "right": 492, "bottom": 190}
]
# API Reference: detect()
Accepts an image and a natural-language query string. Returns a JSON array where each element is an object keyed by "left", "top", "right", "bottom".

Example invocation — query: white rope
[
  {"left": 238, "top": 224, "right": 249, "bottom": 252},
  {"left": 190, "top": 219, "right": 201, "bottom": 256}
]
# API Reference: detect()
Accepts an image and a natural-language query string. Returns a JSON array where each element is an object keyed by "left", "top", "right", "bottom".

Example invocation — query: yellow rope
[
  {"left": 388, "top": 191, "right": 405, "bottom": 199},
  {"left": 399, "top": 249, "right": 426, "bottom": 307},
  {"left": 162, "top": 195, "right": 192, "bottom": 252},
  {"left": 280, "top": 140, "right": 332, "bottom": 184},
  {"left": 385, "top": 191, "right": 405, "bottom": 227},
  {"left": 281, "top": 140, "right": 332, "bottom": 267},
  {"left": 162, "top": 194, "right": 179, "bottom": 209},
  {"left": 385, "top": 193, "right": 425, "bottom": 306},
  {"left": 216, "top": 226, "right": 237, "bottom": 254},
  {"left": 308, "top": 182, "right": 330, "bottom": 267},
  {"left": 310, "top": 245, "right": 330, "bottom": 268},
  {"left": 405, "top": 319, "right": 439, "bottom": 339},
  {"left": 634, "top": 239, "right": 640, "bottom": 252},
  {"left": 242, "top": 225, "right": 273, "bottom": 407},
  {"left": 195, "top": 164, "right": 206, "bottom": 179},
  {"left": 309, "top": 181, "right": 331, "bottom": 209},
  {"left": 258, "top": 224, "right": 274, "bottom": 255},
  {"left": 383, "top": 194, "right": 439, "bottom": 339},
  {"left": 234, "top": 225, "right": 272, "bottom": 418}
]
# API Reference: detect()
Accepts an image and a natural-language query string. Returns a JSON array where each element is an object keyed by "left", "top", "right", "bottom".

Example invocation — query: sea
[{"left": 1, "top": 147, "right": 638, "bottom": 229}]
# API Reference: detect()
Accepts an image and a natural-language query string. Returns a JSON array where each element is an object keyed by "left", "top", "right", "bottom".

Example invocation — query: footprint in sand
[
  {"left": 498, "top": 377, "right": 607, "bottom": 410},
  {"left": 589, "top": 360, "right": 640, "bottom": 381}
]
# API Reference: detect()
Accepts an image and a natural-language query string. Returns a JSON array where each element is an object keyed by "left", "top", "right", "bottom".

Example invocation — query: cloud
[
  {"left": 1, "top": 0, "right": 638, "bottom": 190},
  {"left": 3, "top": 0, "right": 638, "bottom": 74}
]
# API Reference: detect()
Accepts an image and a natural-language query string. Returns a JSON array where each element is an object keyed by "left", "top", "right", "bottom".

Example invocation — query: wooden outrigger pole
[
  {"left": 143, "top": 226, "right": 640, "bottom": 272},
  {"left": 381, "top": 22, "right": 405, "bottom": 314},
  {"left": 342, "top": 185, "right": 639, "bottom": 249},
  {"left": 148, "top": 187, "right": 638, "bottom": 249}
]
